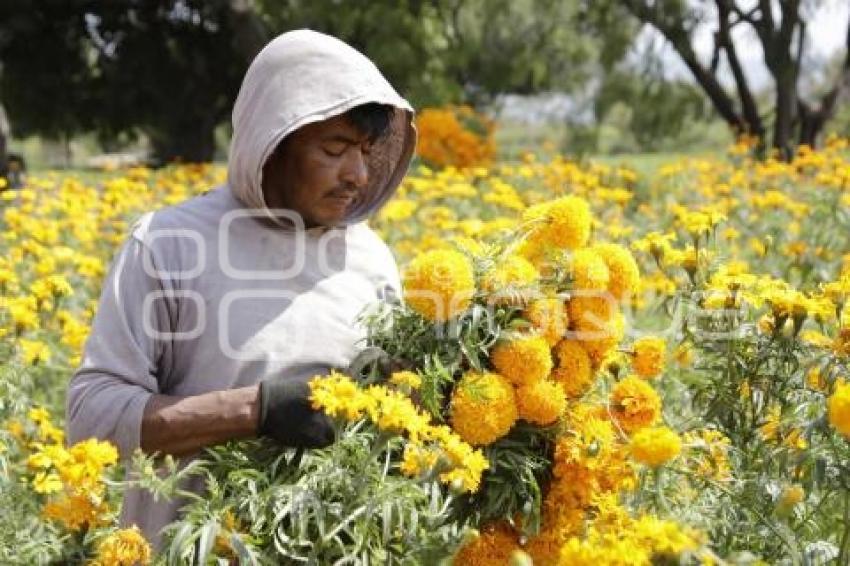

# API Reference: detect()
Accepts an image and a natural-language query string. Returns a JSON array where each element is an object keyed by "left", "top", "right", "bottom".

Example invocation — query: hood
[{"left": 227, "top": 29, "right": 417, "bottom": 227}]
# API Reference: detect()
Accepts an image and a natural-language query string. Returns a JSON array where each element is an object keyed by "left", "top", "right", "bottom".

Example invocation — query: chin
[{"left": 309, "top": 214, "right": 347, "bottom": 228}]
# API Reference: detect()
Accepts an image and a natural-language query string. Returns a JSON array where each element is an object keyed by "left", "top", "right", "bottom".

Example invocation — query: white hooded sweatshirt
[{"left": 65, "top": 30, "right": 416, "bottom": 548}]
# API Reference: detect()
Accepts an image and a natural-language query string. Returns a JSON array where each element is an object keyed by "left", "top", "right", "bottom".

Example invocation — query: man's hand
[{"left": 257, "top": 378, "right": 335, "bottom": 449}]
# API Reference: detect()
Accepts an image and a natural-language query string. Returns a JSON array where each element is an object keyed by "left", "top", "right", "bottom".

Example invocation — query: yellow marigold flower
[
  {"left": 364, "top": 386, "right": 423, "bottom": 435},
  {"left": 379, "top": 198, "right": 417, "bottom": 222},
  {"left": 568, "top": 295, "right": 618, "bottom": 332},
  {"left": 312, "top": 373, "right": 487, "bottom": 492},
  {"left": 629, "top": 426, "right": 682, "bottom": 467},
  {"left": 760, "top": 405, "right": 781, "bottom": 441},
  {"left": 632, "top": 336, "right": 666, "bottom": 379},
  {"left": 800, "top": 329, "right": 832, "bottom": 349},
  {"left": 523, "top": 196, "right": 592, "bottom": 251},
  {"left": 558, "top": 530, "right": 650, "bottom": 565},
  {"left": 828, "top": 381, "right": 850, "bottom": 438},
  {"left": 18, "top": 339, "right": 51, "bottom": 366},
  {"left": 673, "top": 343, "right": 693, "bottom": 368},
  {"left": 482, "top": 254, "right": 539, "bottom": 302},
  {"left": 389, "top": 370, "right": 422, "bottom": 390},
  {"left": 43, "top": 491, "right": 110, "bottom": 532},
  {"left": 309, "top": 371, "right": 374, "bottom": 421},
  {"left": 610, "top": 375, "right": 662, "bottom": 434},
  {"left": 432, "top": 426, "right": 490, "bottom": 493},
  {"left": 90, "top": 525, "right": 152, "bottom": 566},
  {"left": 683, "top": 429, "right": 731, "bottom": 481},
  {"left": 806, "top": 367, "right": 827, "bottom": 391},
  {"left": 450, "top": 371, "right": 517, "bottom": 446},
  {"left": 403, "top": 249, "right": 475, "bottom": 322},
  {"left": 452, "top": 522, "right": 519, "bottom": 566},
  {"left": 28, "top": 406, "right": 51, "bottom": 425},
  {"left": 632, "top": 515, "right": 701, "bottom": 557},
  {"left": 45, "top": 274, "right": 73, "bottom": 298},
  {"left": 68, "top": 438, "right": 118, "bottom": 469},
  {"left": 58, "top": 439, "right": 118, "bottom": 490},
  {"left": 580, "top": 313, "right": 626, "bottom": 367},
  {"left": 516, "top": 379, "right": 567, "bottom": 425},
  {"left": 524, "top": 296, "right": 569, "bottom": 346},
  {"left": 491, "top": 333, "right": 553, "bottom": 386},
  {"left": 779, "top": 484, "right": 805, "bottom": 508},
  {"left": 593, "top": 242, "right": 640, "bottom": 300},
  {"left": 571, "top": 248, "right": 610, "bottom": 291},
  {"left": 27, "top": 443, "right": 72, "bottom": 471},
  {"left": 399, "top": 444, "right": 440, "bottom": 478},
  {"left": 6, "top": 419, "right": 25, "bottom": 442},
  {"left": 32, "top": 471, "right": 63, "bottom": 494},
  {"left": 552, "top": 340, "right": 594, "bottom": 398}
]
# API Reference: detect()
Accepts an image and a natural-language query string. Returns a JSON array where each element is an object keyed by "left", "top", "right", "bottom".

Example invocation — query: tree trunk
[
  {"left": 716, "top": 0, "right": 764, "bottom": 143},
  {"left": 0, "top": 129, "right": 7, "bottom": 181},
  {"left": 798, "top": 104, "right": 824, "bottom": 147},
  {"left": 0, "top": 104, "right": 8, "bottom": 180},
  {"left": 773, "top": 67, "right": 797, "bottom": 160}
]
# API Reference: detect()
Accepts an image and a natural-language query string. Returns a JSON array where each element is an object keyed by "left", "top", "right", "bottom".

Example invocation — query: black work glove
[{"left": 257, "top": 378, "right": 335, "bottom": 449}]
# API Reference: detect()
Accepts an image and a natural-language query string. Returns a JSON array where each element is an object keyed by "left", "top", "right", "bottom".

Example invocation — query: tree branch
[
  {"left": 730, "top": 4, "right": 760, "bottom": 27},
  {"left": 798, "top": 17, "right": 850, "bottom": 145},
  {"left": 621, "top": 0, "right": 747, "bottom": 132},
  {"left": 716, "top": 0, "right": 764, "bottom": 137}
]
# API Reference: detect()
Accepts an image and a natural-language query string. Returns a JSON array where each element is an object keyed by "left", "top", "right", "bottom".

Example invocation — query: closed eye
[{"left": 322, "top": 142, "right": 347, "bottom": 157}]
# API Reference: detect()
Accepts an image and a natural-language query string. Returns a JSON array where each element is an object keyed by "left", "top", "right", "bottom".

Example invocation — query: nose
[{"left": 341, "top": 149, "right": 369, "bottom": 189}]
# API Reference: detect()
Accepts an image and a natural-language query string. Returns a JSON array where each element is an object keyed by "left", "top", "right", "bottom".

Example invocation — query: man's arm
[{"left": 140, "top": 385, "right": 260, "bottom": 457}]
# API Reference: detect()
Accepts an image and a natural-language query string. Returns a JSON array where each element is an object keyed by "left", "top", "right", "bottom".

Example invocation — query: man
[{"left": 65, "top": 29, "right": 416, "bottom": 548}]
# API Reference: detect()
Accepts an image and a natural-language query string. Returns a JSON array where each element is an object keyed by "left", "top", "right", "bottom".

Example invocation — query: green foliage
[
  {"left": 1, "top": 0, "right": 643, "bottom": 157},
  {"left": 0, "top": 365, "right": 67, "bottom": 565},
  {"left": 153, "top": 431, "right": 465, "bottom": 564},
  {"left": 452, "top": 422, "right": 557, "bottom": 537},
  {"left": 0, "top": 1, "right": 251, "bottom": 162},
  {"left": 0, "top": 1, "right": 98, "bottom": 141},
  {"left": 596, "top": 70, "right": 711, "bottom": 149},
  {"left": 257, "top": 0, "right": 461, "bottom": 108},
  {"left": 677, "top": 311, "right": 850, "bottom": 561}
]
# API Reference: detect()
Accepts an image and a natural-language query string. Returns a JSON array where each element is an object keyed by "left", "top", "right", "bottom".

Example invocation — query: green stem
[
  {"left": 838, "top": 489, "right": 850, "bottom": 564},
  {"left": 653, "top": 467, "right": 670, "bottom": 514},
  {"left": 669, "top": 467, "right": 801, "bottom": 561}
]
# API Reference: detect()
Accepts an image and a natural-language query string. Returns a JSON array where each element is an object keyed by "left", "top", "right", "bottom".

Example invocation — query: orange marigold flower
[
  {"left": 450, "top": 371, "right": 517, "bottom": 445},
  {"left": 632, "top": 336, "right": 666, "bottom": 379},
  {"left": 516, "top": 379, "right": 567, "bottom": 425},
  {"left": 609, "top": 375, "right": 662, "bottom": 434},
  {"left": 552, "top": 340, "right": 594, "bottom": 398},
  {"left": 491, "top": 334, "right": 553, "bottom": 386}
]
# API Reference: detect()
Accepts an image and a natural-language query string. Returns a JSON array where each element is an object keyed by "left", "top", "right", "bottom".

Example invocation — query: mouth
[{"left": 325, "top": 192, "right": 357, "bottom": 210}]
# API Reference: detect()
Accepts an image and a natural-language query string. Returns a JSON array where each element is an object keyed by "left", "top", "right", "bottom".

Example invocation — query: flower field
[{"left": 3, "top": 128, "right": 850, "bottom": 564}]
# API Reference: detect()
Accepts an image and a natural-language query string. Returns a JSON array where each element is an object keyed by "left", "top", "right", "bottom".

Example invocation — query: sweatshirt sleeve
[
  {"left": 65, "top": 227, "right": 176, "bottom": 459},
  {"left": 375, "top": 240, "right": 402, "bottom": 304}
]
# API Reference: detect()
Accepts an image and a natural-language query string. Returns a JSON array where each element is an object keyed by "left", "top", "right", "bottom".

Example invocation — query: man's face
[{"left": 261, "top": 114, "right": 373, "bottom": 228}]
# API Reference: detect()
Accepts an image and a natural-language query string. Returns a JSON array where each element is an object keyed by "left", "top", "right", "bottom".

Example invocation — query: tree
[
  {"left": 84, "top": 0, "right": 266, "bottom": 162},
  {"left": 0, "top": 1, "right": 101, "bottom": 161},
  {"left": 596, "top": 69, "right": 711, "bottom": 150},
  {"left": 256, "top": 0, "right": 459, "bottom": 108},
  {"left": 435, "top": 0, "right": 631, "bottom": 105},
  {"left": 258, "top": 0, "right": 638, "bottom": 108},
  {"left": 608, "top": 0, "right": 850, "bottom": 158},
  {"left": 0, "top": 0, "right": 267, "bottom": 164}
]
